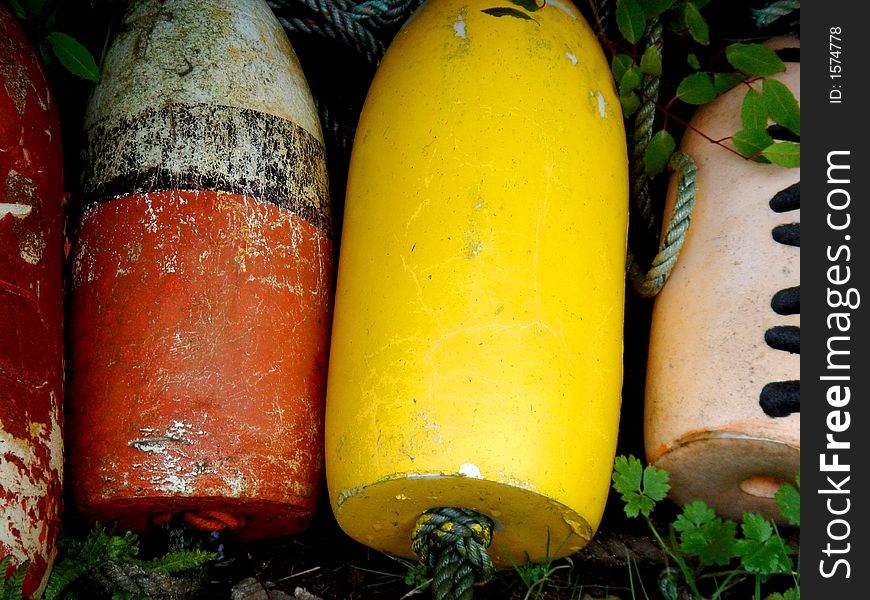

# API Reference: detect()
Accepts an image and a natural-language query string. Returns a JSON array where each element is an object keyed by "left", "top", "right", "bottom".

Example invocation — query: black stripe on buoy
[{"left": 81, "top": 103, "right": 331, "bottom": 234}]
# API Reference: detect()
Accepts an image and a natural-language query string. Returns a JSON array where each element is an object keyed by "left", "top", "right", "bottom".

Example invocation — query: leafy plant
[
  {"left": 607, "top": 0, "right": 801, "bottom": 172},
  {"left": 1, "top": 556, "right": 28, "bottom": 600},
  {"left": 612, "top": 455, "right": 800, "bottom": 600},
  {"left": 502, "top": 530, "right": 573, "bottom": 600},
  {"left": 42, "top": 524, "right": 216, "bottom": 600},
  {"left": 4, "top": 0, "right": 102, "bottom": 81}
]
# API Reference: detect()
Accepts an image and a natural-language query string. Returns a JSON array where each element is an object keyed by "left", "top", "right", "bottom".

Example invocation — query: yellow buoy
[{"left": 326, "top": 0, "right": 627, "bottom": 567}]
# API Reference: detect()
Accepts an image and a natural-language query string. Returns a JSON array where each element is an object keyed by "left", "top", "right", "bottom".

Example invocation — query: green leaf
[
  {"left": 612, "top": 455, "right": 669, "bottom": 517},
  {"left": 763, "top": 141, "right": 800, "bottom": 167},
  {"left": 687, "top": 53, "right": 701, "bottom": 70},
  {"left": 676, "top": 72, "right": 715, "bottom": 104},
  {"left": 7, "top": 0, "right": 27, "bottom": 19},
  {"left": 620, "top": 92, "right": 642, "bottom": 117},
  {"left": 638, "top": 0, "right": 676, "bottom": 17},
  {"left": 775, "top": 482, "right": 800, "bottom": 526},
  {"left": 509, "top": 0, "right": 543, "bottom": 10},
  {"left": 675, "top": 502, "right": 738, "bottom": 566},
  {"left": 612, "top": 54, "right": 635, "bottom": 84},
  {"left": 684, "top": 2, "right": 709, "bottom": 45},
  {"left": 481, "top": 7, "right": 536, "bottom": 21},
  {"left": 620, "top": 65, "right": 643, "bottom": 96},
  {"left": 641, "top": 462, "right": 670, "bottom": 502},
  {"left": 733, "top": 128, "right": 774, "bottom": 161},
  {"left": 45, "top": 32, "right": 100, "bottom": 82},
  {"left": 714, "top": 72, "right": 744, "bottom": 94},
  {"left": 726, "top": 43, "right": 786, "bottom": 76},
  {"left": 616, "top": 0, "right": 647, "bottom": 44},
  {"left": 674, "top": 500, "right": 716, "bottom": 530},
  {"left": 139, "top": 550, "right": 217, "bottom": 575},
  {"left": 735, "top": 514, "right": 793, "bottom": 574},
  {"left": 741, "top": 89, "right": 768, "bottom": 131},
  {"left": 741, "top": 512, "right": 773, "bottom": 542},
  {"left": 644, "top": 130, "right": 676, "bottom": 176},
  {"left": 640, "top": 45, "right": 662, "bottom": 76},
  {"left": 613, "top": 455, "right": 643, "bottom": 496},
  {"left": 765, "top": 588, "right": 799, "bottom": 600},
  {"left": 763, "top": 78, "right": 800, "bottom": 136}
]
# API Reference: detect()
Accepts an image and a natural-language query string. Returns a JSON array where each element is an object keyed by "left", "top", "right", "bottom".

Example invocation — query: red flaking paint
[
  {"left": 67, "top": 190, "right": 333, "bottom": 540},
  {"left": 1, "top": 6, "right": 64, "bottom": 597}
]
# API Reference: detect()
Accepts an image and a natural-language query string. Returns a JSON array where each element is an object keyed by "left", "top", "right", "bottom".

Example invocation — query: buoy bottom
[
  {"left": 651, "top": 435, "right": 799, "bottom": 523},
  {"left": 76, "top": 494, "right": 315, "bottom": 541},
  {"left": 331, "top": 476, "right": 596, "bottom": 567}
]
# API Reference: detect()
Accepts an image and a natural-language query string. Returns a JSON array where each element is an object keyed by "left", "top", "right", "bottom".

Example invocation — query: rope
[
  {"left": 752, "top": 0, "right": 800, "bottom": 28},
  {"left": 269, "top": 0, "right": 423, "bottom": 65},
  {"left": 630, "top": 17, "right": 663, "bottom": 241},
  {"left": 411, "top": 507, "right": 495, "bottom": 600},
  {"left": 627, "top": 151, "right": 697, "bottom": 299},
  {"left": 151, "top": 510, "right": 245, "bottom": 531},
  {"left": 91, "top": 562, "right": 202, "bottom": 599}
]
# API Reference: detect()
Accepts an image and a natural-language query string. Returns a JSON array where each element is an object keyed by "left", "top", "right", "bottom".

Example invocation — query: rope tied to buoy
[
  {"left": 622, "top": 16, "right": 698, "bottom": 299},
  {"left": 752, "top": 0, "right": 800, "bottom": 28},
  {"left": 412, "top": 507, "right": 495, "bottom": 600},
  {"left": 151, "top": 510, "right": 246, "bottom": 531},
  {"left": 627, "top": 150, "right": 697, "bottom": 298}
]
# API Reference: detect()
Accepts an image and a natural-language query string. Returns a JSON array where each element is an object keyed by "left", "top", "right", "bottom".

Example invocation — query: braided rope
[
  {"left": 627, "top": 151, "right": 697, "bottom": 298},
  {"left": 630, "top": 17, "right": 662, "bottom": 241},
  {"left": 752, "top": 0, "right": 800, "bottom": 28},
  {"left": 91, "top": 562, "right": 202, "bottom": 599},
  {"left": 269, "top": 0, "right": 422, "bottom": 64},
  {"left": 412, "top": 508, "right": 495, "bottom": 600}
]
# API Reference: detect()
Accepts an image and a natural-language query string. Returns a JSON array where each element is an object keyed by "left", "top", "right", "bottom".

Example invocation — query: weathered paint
[
  {"left": 325, "top": 0, "right": 627, "bottom": 566},
  {"left": 644, "top": 38, "right": 800, "bottom": 522},
  {"left": 67, "top": 0, "right": 333, "bottom": 540},
  {"left": 0, "top": 5, "right": 65, "bottom": 596}
]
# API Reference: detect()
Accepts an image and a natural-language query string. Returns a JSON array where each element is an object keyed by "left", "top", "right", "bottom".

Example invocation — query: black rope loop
[{"left": 412, "top": 507, "right": 495, "bottom": 600}]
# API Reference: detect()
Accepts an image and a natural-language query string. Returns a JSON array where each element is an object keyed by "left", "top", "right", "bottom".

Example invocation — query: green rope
[
  {"left": 627, "top": 151, "right": 697, "bottom": 299},
  {"left": 752, "top": 0, "right": 800, "bottom": 28},
  {"left": 630, "top": 17, "right": 663, "bottom": 241},
  {"left": 412, "top": 507, "right": 495, "bottom": 600}
]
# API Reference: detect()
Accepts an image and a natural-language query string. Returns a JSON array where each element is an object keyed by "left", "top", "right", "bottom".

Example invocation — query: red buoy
[
  {"left": 66, "top": 0, "right": 333, "bottom": 540},
  {"left": 1, "top": 5, "right": 65, "bottom": 596}
]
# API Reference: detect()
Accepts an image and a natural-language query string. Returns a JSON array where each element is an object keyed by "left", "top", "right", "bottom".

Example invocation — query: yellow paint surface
[{"left": 326, "top": 0, "right": 627, "bottom": 565}]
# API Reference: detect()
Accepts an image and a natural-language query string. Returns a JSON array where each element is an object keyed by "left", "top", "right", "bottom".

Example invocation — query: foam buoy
[
  {"left": 67, "top": 0, "right": 333, "bottom": 540},
  {"left": 326, "top": 0, "right": 627, "bottom": 578},
  {"left": 644, "top": 39, "right": 800, "bottom": 521},
  {"left": 0, "top": 6, "right": 65, "bottom": 595}
]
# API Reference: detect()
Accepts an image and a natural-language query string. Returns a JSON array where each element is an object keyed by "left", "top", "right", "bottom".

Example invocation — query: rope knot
[{"left": 412, "top": 507, "right": 495, "bottom": 600}]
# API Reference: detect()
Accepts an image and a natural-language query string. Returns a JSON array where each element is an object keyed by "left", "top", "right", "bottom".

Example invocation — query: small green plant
[
  {"left": 607, "top": 0, "right": 800, "bottom": 170},
  {"left": 4, "top": 0, "right": 104, "bottom": 82},
  {"left": 43, "top": 524, "right": 217, "bottom": 600},
  {"left": 502, "top": 530, "right": 573, "bottom": 600},
  {"left": 1, "top": 556, "right": 28, "bottom": 600},
  {"left": 612, "top": 455, "right": 799, "bottom": 600}
]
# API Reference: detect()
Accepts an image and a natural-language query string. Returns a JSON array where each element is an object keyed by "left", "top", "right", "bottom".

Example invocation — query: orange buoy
[
  {"left": 0, "top": 5, "right": 65, "bottom": 596},
  {"left": 66, "top": 0, "right": 333, "bottom": 540},
  {"left": 644, "top": 39, "right": 799, "bottom": 521}
]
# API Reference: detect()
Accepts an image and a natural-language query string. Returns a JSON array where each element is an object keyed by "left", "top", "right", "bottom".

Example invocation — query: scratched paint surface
[
  {"left": 68, "top": 190, "right": 333, "bottom": 539},
  {"left": 326, "top": 0, "right": 627, "bottom": 565},
  {"left": 0, "top": 6, "right": 64, "bottom": 597}
]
